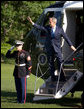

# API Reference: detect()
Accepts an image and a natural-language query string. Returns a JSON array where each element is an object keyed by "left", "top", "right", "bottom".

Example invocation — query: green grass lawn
[{"left": 1, "top": 63, "right": 82, "bottom": 108}]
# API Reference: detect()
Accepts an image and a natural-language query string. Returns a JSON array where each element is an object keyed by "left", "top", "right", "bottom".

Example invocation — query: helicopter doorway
[
  {"left": 75, "top": 11, "right": 83, "bottom": 48},
  {"left": 62, "top": 9, "right": 83, "bottom": 60}
]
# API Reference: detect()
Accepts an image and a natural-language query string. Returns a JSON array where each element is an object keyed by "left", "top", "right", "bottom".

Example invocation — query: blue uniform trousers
[{"left": 14, "top": 77, "right": 27, "bottom": 103}]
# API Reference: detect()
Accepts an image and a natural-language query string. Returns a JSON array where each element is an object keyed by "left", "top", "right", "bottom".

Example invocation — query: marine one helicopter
[{"left": 24, "top": 1, "right": 83, "bottom": 106}]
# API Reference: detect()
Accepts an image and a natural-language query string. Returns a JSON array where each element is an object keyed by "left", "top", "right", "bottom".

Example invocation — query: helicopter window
[
  {"left": 54, "top": 11, "right": 62, "bottom": 27},
  {"left": 42, "top": 11, "right": 63, "bottom": 27},
  {"left": 43, "top": 12, "right": 54, "bottom": 26},
  {"left": 40, "top": 11, "right": 54, "bottom": 37}
]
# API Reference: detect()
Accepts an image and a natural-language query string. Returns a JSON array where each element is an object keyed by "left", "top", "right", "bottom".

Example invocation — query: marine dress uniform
[{"left": 6, "top": 40, "right": 32, "bottom": 103}]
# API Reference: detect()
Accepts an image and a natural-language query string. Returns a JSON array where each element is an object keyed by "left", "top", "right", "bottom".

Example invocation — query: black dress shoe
[
  {"left": 59, "top": 77, "right": 66, "bottom": 82},
  {"left": 51, "top": 76, "right": 58, "bottom": 82},
  {"left": 51, "top": 78, "right": 56, "bottom": 82},
  {"left": 17, "top": 101, "right": 21, "bottom": 103}
]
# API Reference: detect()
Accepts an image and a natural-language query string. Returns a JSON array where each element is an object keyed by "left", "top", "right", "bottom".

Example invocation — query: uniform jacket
[
  {"left": 6, "top": 50, "right": 32, "bottom": 78},
  {"left": 33, "top": 24, "right": 73, "bottom": 53}
]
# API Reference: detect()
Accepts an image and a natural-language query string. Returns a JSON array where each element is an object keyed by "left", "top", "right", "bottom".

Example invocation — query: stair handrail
[{"left": 55, "top": 42, "right": 83, "bottom": 95}]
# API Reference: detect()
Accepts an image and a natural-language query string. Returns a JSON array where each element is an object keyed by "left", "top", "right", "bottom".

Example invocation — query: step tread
[{"left": 34, "top": 93, "right": 55, "bottom": 97}]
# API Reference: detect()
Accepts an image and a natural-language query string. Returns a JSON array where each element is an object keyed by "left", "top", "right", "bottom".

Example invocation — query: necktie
[{"left": 51, "top": 29, "right": 55, "bottom": 38}]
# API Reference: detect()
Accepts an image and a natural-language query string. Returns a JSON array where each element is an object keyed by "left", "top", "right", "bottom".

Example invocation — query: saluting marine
[{"left": 6, "top": 40, "right": 32, "bottom": 104}]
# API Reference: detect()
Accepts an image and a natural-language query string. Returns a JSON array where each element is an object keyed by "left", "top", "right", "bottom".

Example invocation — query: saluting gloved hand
[{"left": 9, "top": 46, "right": 15, "bottom": 51}]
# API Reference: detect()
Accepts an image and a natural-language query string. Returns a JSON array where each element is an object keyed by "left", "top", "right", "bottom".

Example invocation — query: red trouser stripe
[{"left": 24, "top": 77, "right": 26, "bottom": 104}]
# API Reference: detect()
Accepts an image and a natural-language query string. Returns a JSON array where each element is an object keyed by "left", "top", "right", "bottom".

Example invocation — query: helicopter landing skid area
[{"left": 33, "top": 69, "right": 83, "bottom": 101}]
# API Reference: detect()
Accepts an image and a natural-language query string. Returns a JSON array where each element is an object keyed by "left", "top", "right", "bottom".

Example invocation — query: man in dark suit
[{"left": 27, "top": 16, "right": 76, "bottom": 81}]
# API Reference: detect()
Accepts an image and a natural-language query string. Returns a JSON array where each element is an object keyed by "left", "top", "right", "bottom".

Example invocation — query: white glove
[
  {"left": 26, "top": 75, "right": 30, "bottom": 78},
  {"left": 9, "top": 46, "right": 15, "bottom": 51}
]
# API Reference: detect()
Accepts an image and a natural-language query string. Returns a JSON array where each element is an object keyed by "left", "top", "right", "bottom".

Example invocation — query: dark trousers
[
  {"left": 14, "top": 77, "right": 27, "bottom": 103},
  {"left": 47, "top": 46, "right": 65, "bottom": 80}
]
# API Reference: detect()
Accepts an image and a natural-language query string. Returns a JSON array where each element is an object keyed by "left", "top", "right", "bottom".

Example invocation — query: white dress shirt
[{"left": 51, "top": 25, "right": 56, "bottom": 33}]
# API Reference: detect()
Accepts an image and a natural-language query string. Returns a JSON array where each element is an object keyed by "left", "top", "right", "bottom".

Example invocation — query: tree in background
[{"left": 1, "top": 1, "right": 56, "bottom": 43}]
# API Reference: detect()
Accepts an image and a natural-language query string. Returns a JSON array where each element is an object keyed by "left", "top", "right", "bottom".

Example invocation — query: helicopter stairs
[{"left": 33, "top": 69, "right": 83, "bottom": 101}]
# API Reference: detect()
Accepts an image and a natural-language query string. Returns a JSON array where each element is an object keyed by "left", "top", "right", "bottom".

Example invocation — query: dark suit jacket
[{"left": 33, "top": 23, "right": 73, "bottom": 53}]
